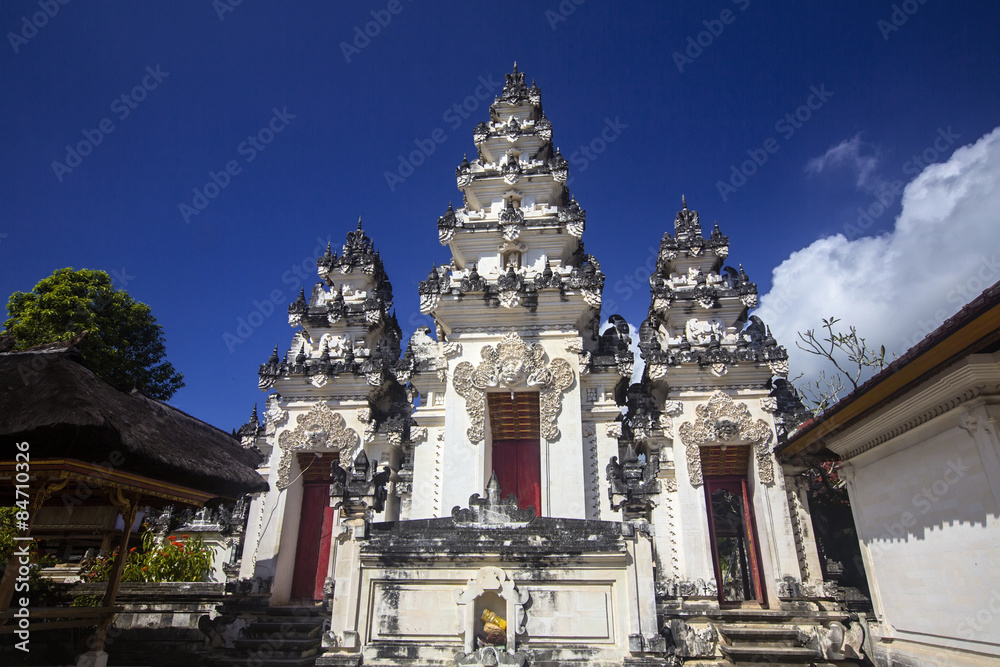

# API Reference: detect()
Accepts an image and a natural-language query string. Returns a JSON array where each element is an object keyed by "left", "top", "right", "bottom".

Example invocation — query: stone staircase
[
  {"left": 668, "top": 608, "right": 864, "bottom": 666},
  {"left": 206, "top": 604, "right": 327, "bottom": 667},
  {"left": 717, "top": 623, "right": 832, "bottom": 665}
]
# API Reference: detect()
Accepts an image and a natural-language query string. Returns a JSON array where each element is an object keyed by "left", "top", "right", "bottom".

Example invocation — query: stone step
[
  {"left": 248, "top": 620, "right": 325, "bottom": 637},
  {"left": 265, "top": 605, "right": 326, "bottom": 617},
  {"left": 211, "top": 656, "right": 319, "bottom": 667},
  {"left": 718, "top": 643, "right": 821, "bottom": 662},
  {"left": 716, "top": 623, "right": 805, "bottom": 646},
  {"left": 235, "top": 636, "right": 323, "bottom": 653}
]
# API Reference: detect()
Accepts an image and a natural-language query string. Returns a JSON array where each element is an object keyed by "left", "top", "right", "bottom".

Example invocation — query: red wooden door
[
  {"left": 290, "top": 454, "right": 336, "bottom": 602},
  {"left": 492, "top": 439, "right": 541, "bottom": 514},
  {"left": 704, "top": 476, "right": 766, "bottom": 606}
]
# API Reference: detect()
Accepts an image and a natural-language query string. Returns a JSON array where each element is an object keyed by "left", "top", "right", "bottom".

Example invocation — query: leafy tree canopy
[{"left": 3, "top": 267, "right": 184, "bottom": 400}]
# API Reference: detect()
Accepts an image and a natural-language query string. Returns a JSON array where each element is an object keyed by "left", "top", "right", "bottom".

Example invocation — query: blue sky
[{"left": 3, "top": 1, "right": 999, "bottom": 430}]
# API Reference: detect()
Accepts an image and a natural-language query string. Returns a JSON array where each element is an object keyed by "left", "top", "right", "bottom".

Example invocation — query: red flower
[
  {"left": 129, "top": 547, "right": 137, "bottom": 552},
  {"left": 181, "top": 534, "right": 189, "bottom": 539},
  {"left": 168, "top": 535, "right": 176, "bottom": 540}
]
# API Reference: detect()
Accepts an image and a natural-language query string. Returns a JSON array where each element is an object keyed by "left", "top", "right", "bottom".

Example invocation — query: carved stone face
[
  {"left": 498, "top": 358, "right": 526, "bottom": 387},
  {"left": 714, "top": 419, "right": 740, "bottom": 444},
  {"left": 305, "top": 424, "right": 328, "bottom": 447}
]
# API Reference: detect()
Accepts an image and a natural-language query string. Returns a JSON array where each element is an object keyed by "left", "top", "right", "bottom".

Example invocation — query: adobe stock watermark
[
  {"left": 869, "top": 457, "right": 967, "bottom": 545},
  {"left": 383, "top": 74, "right": 503, "bottom": 192},
  {"left": 51, "top": 65, "right": 170, "bottom": 182},
  {"left": 844, "top": 127, "right": 960, "bottom": 241},
  {"left": 716, "top": 84, "right": 833, "bottom": 202},
  {"left": 179, "top": 106, "right": 295, "bottom": 224},
  {"left": 878, "top": 0, "right": 931, "bottom": 41},
  {"left": 223, "top": 235, "right": 331, "bottom": 352},
  {"left": 957, "top": 589, "right": 1000, "bottom": 640},
  {"left": 896, "top": 254, "right": 1000, "bottom": 350},
  {"left": 606, "top": 244, "right": 659, "bottom": 314},
  {"left": 672, "top": 0, "right": 751, "bottom": 73},
  {"left": 545, "top": 0, "right": 589, "bottom": 31},
  {"left": 7, "top": 0, "right": 71, "bottom": 54},
  {"left": 340, "top": 0, "right": 413, "bottom": 63},
  {"left": 214, "top": 0, "right": 243, "bottom": 21},
  {"left": 566, "top": 117, "right": 628, "bottom": 182}
]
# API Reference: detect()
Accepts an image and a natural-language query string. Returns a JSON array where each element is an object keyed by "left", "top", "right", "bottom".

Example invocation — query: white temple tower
[{"left": 234, "top": 66, "right": 863, "bottom": 667}]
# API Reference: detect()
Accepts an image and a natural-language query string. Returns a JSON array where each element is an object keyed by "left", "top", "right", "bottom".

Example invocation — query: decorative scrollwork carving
[
  {"left": 453, "top": 332, "right": 575, "bottom": 443},
  {"left": 678, "top": 391, "right": 774, "bottom": 486},
  {"left": 276, "top": 403, "right": 360, "bottom": 490}
]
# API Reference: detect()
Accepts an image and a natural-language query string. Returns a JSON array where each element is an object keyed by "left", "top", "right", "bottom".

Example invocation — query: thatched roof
[{"left": 0, "top": 344, "right": 267, "bottom": 499}]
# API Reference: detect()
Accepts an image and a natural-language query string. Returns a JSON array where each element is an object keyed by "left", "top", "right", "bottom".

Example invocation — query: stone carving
[
  {"left": 805, "top": 621, "right": 865, "bottom": 661},
  {"left": 776, "top": 576, "right": 838, "bottom": 599},
  {"left": 276, "top": 403, "right": 360, "bottom": 489},
  {"left": 452, "top": 472, "right": 536, "bottom": 526},
  {"left": 454, "top": 566, "right": 530, "bottom": 665},
  {"left": 263, "top": 394, "right": 288, "bottom": 437},
  {"left": 453, "top": 332, "right": 574, "bottom": 443},
  {"left": 667, "top": 619, "right": 718, "bottom": 658},
  {"left": 331, "top": 449, "right": 391, "bottom": 520},
  {"left": 657, "top": 578, "right": 717, "bottom": 598},
  {"left": 678, "top": 391, "right": 774, "bottom": 486},
  {"left": 607, "top": 448, "right": 660, "bottom": 514},
  {"left": 685, "top": 318, "right": 723, "bottom": 346}
]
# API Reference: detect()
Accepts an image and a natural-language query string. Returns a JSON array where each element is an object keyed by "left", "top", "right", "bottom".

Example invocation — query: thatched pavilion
[{"left": 0, "top": 340, "right": 267, "bottom": 667}]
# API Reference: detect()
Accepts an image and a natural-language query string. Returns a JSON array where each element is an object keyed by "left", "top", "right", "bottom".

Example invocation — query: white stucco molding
[
  {"left": 677, "top": 391, "right": 774, "bottom": 487},
  {"left": 275, "top": 402, "right": 360, "bottom": 489},
  {"left": 453, "top": 331, "right": 574, "bottom": 443}
]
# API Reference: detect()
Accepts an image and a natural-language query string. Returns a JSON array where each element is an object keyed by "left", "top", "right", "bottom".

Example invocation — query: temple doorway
[
  {"left": 487, "top": 392, "right": 542, "bottom": 514},
  {"left": 290, "top": 452, "right": 337, "bottom": 602},
  {"left": 701, "top": 445, "right": 765, "bottom": 606}
]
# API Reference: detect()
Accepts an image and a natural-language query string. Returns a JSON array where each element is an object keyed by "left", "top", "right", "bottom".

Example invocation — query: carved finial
[
  {"left": 357, "top": 216, "right": 363, "bottom": 230},
  {"left": 268, "top": 345, "right": 279, "bottom": 365},
  {"left": 249, "top": 403, "right": 258, "bottom": 424},
  {"left": 682, "top": 194, "right": 687, "bottom": 209},
  {"left": 486, "top": 471, "right": 502, "bottom": 504},
  {"left": 512, "top": 61, "right": 518, "bottom": 74}
]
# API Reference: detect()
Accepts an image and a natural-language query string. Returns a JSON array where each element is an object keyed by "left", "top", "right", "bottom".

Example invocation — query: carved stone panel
[
  {"left": 677, "top": 391, "right": 774, "bottom": 487},
  {"left": 276, "top": 403, "right": 360, "bottom": 489},
  {"left": 453, "top": 332, "right": 574, "bottom": 443}
]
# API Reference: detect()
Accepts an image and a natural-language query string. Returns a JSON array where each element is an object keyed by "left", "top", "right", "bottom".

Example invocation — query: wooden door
[
  {"left": 705, "top": 476, "right": 766, "bottom": 606},
  {"left": 290, "top": 453, "right": 336, "bottom": 602},
  {"left": 492, "top": 438, "right": 541, "bottom": 513},
  {"left": 487, "top": 392, "right": 542, "bottom": 515}
]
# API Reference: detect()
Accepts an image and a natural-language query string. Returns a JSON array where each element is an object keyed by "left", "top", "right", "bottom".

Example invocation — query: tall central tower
[{"left": 406, "top": 64, "right": 632, "bottom": 521}]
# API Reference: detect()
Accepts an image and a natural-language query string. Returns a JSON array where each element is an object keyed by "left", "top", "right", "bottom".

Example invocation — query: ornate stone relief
[
  {"left": 453, "top": 332, "right": 574, "bottom": 443},
  {"left": 276, "top": 403, "right": 360, "bottom": 490},
  {"left": 668, "top": 620, "right": 718, "bottom": 659},
  {"left": 454, "top": 566, "right": 529, "bottom": 665},
  {"left": 678, "top": 391, "right": 774, "bottom": 487}
]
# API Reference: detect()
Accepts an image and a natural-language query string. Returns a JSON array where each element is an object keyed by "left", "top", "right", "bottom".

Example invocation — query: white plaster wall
[
  {"left": 439, "top": 333, "right": 588, "bottom": 520},
  {"left": 848, "top": 418, "right": 1000, "bottom": 654}
]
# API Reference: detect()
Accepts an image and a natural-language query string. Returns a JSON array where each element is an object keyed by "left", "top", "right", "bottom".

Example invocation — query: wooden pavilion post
[{"left": 79, "top": 489, "right": 140, "bottom": 667}]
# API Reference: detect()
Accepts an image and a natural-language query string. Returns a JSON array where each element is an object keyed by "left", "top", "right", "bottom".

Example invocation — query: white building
[
  {"left": 236, "top": 65, "right": 863, "bottom": 666},
  {"left": 780, "top": 282, "right": 1000, "bottom": 667}
]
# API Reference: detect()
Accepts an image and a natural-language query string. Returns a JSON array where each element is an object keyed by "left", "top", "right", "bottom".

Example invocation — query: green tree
[{"left": 3, "top": 268, "right": 184, "bottom": 400}]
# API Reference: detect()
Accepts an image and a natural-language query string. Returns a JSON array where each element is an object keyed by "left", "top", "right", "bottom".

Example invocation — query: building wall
[{"left": 844, "top": 397, "right": 1000, "bottom": 664}]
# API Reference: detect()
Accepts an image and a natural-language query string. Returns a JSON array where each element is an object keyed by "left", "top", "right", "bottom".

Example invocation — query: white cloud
[
  {"left": 758, "top": 126, "right": 1000, "bottom": 391},
  {"left": 806, "top": 133, "right": 881, "bottom": 191}
]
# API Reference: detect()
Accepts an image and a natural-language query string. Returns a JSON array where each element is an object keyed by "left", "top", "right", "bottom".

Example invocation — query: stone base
[
  {"left": 75, "top": 650, "right": 108, "bottom": 667},
  {"left": 314, "top": 651, "right": 363, "bottom": 666}
]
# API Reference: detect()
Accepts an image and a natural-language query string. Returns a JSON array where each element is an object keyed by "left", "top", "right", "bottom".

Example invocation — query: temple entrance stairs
[
  {"left": 205, "top": 602, "right": 327, "bottom": 667},
  {"left": 672, "top": 608, "right": 864, "bottom": 666}
]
